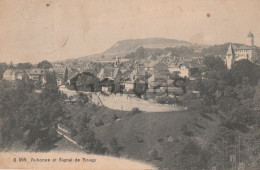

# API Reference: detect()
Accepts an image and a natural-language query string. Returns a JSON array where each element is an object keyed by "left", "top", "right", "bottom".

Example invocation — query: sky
[{"left": 0, "top": 0, "right": 260, "bottom": 64}]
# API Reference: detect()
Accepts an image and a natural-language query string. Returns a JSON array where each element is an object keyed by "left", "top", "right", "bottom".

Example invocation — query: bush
[
  {"left": 136, "top": 135, "right": 144, "bottom": 143},
  {"left": 112, "top": 114, "right": 119, "bottom": 121},
  {"left": 148, "top": 148, "right": 158, "bottom": 160},
  {"left": 71, "top": 128, "right": 78, "bottom": 137},
  {"left": 131, "top": 107, "right": 139, "bottom": 114},
  {"left": 94, "top": 139, "right": 107, "bottom": 154},
  {"left": 156, "top": 96, "right": 176, "bottom": 104},
  {"left": 95, "top": 119, "right": 104, "bottom": 127},
  {"left": 173, "top": 140, "right": 211, "bottom": 169},
  {"left": 109, "top": 137, "right": 123, "bottom": 157},
  {"left": 181, "top": 124, "right": 194, "bottom": 136},
  {"left": 33, "top": 138, "right": 42, "bottom": 151},
  {"left": 78, "top": 93, "right": 89, "bottom": 105}
]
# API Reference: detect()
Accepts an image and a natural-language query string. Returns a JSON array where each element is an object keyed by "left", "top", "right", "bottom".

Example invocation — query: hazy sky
[{"left": 0, "top": 0, "right": 260, "bottom": 64}]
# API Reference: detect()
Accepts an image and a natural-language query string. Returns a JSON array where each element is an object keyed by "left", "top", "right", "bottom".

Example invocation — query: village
[
  {"left": 1, "top": 53, "right": 205, "bottom": 111},
  {"left": 1, "top": 32, "right": 258, "bottom": 113}
]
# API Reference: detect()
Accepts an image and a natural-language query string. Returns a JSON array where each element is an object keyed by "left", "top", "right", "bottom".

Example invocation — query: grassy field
[
  {"left": 59, "top": 101, "right": 260, "bottom": 169},
  {"left": 91, "top": 109, "right": 220, "bottom": 169}
]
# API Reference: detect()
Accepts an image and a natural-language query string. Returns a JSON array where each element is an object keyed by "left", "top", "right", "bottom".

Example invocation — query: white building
[{"left": 3, "top": 69, "right": 16, "bottom": 81}]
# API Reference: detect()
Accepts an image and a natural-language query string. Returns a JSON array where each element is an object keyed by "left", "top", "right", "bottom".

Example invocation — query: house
[
  {"left": 56, "top": 74, "right": 64, "bottom": 86},
  {"left": 179, "top": 61, "right": 202, "bottom": 78},
  {"left": 97, "top": 67, "right": 122, "bottom": 82},
  {"left": 127, "top": 66, "right": 144, "bottom": 81},
  {"left": 146, "top": 75, "right": 167, "bottom": 99},
  {"left": 179, "top": 64, "right": 190, "bottom": 78},
  {"left": 16, "top": 72, "right": 24, "bottom": 80},
  {"left": 168, "top": 63, "right": 180, "bottom": 73},
  {"left": 3, "top": 69, "right": 29, "bottom": 81},
  {"left": 27, "top": 69, "right": 46, "bottom": 84},
  {"left": 3, "top": 69, "right": 16, "bottom": 81},
  {"left": 167, "top": 79, "right": 184, "bottom": 96},
  {"left": 99, "top": 78, "right": 115, "bottom": 93},
  {"left": 67, "top": 70, "right": 79, "bottom": 85},
  {"left": 144, "top": 61, "right": 169, "bottom": 72},
  {"left": 16, "top": 70, "right": 29, "bottom": 81}
]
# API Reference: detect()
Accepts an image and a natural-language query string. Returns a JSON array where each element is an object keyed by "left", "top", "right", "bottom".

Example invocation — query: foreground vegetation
[{"left": 0, "top": 72, "right": 65, "bottom": 151}]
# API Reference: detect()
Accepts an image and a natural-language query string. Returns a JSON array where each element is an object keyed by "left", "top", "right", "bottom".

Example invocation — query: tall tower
[
  {"left": 245, "top": 32, "right": 254, "bottom": 46},
  {"left": 226, "top": 44, "right": 235, "bottom": 69}
]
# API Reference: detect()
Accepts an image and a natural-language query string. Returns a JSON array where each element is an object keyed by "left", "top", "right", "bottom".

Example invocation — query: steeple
[
  {"left": 226, "top": 44, "right": 235, "bottom": 69},
  {"left": 226, "top": 43, "right": 235, "bottom": 56},
  {"left": 245, "top": 32, "right": 254, "bottom": 46}
]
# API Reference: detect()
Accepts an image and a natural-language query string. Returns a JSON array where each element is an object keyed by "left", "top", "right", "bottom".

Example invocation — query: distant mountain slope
[{"left": 103, "top": 38, "right": 192, "bottom": 56}]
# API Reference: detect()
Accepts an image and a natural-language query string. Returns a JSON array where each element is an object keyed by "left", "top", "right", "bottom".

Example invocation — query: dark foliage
[
  {"left": 0, "top": 77, "right": 64, "bottom": 151},
  {"left": 16, "top": 62, "right": 33, "bottom": 70},
  {"left": 108, "top": 137, "right": 123, "bottom": 157},
  {"left": 37, "top": 60, "right": 52, "bottom": 69}
]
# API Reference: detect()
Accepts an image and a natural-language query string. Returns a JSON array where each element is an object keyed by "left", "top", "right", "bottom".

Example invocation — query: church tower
[
  {"left": 226, "top": 44, "right": 235, "bottom": 69},
  {"left": 245, "top": 32, "right": 254, "bottom": 46}
]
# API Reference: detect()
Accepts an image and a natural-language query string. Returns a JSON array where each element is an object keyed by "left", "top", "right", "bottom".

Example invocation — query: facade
[
  {"left": 178, "top": 62, "right": 201, "bottom": 78},
  {"left": 179, "top": 64, "right": 189, "bottom": 77},
  {"left": 124, "top": 81, "right": 135, "bottom": 91},
  {"left": 168, "top": 60, "right": 202, "bottom": 78},
  {"left": 225, "top": 32, "right": 258, "bottom": 69},
  {"left": 99, "top": 78, "right": 115, "bottom": 93},
  {"left": 27, "top": 69, "right": 46, "bottom": 82},
  {"left": 56, "top": 74, "right": 64, "bottom": 86},
  {"left": 3, "top": 69, "right": 29, "bottom": 81},
  {"left": 3, "top": 69, "right": 16, "bottom": 81},
  {"left": 168, "top": 64, "right": 180, "bottom": 73}
]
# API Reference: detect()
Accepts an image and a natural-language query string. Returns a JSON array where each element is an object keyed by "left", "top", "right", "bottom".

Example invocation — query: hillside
[
  {"left": 54, "top": 38, "right": 260, "bottom": 64},
  {"left": 103, "top": 38, "right": 192, "bottom": 56},
  {"left": 93, "top": 110, "right": 220, "bottom": 169}
]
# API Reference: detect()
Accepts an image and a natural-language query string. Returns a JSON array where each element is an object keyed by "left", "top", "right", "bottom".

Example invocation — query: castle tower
[
  {"left": 245, "top": 32, "right": 254, "bottom": 46},
  {"left": 226, "top": 44, "right": 235, "bottom": 69}
]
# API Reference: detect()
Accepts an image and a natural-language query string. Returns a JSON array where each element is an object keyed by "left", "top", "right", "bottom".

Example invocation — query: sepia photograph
[{"left": 0, "top": 0, "right": 260, "bottom": 169}]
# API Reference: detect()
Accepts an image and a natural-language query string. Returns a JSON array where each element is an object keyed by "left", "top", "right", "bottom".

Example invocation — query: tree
[
  {"left": 253, "top": 80, "right": 260, "bottom": 111},
  {"left": 174, "top": 140, "right": 211, "bottom": 169},
  {"left": 0, "top": 63, "right": 8, "bottom": 79},
  {"left": 148, "top": 148, "right": 158, "bottom": 160},
  {"left": 79, "top": 130, "right": 106, "bottom": 154},
  {"left": 10, "top": 61, "right": 14, "bottom": 68},
  {"left": 200, "top": 43, "right": 229, "bottom": 58},
  {"left": 64, "top": 67, "right": 68, "bottom": 83},
  {"left": 230, "top": 59, "right": 260, "bottom": 86},
  {"left": 223, "top": 86, "right": 237, "bottom": 98},
  {"left": 203, "top": 56, "right": 227, "bottom": 71},
  {"left": 134, "top": 79, "right": 146, "bottom": 97},
  {"left": 37, "top": 60, "right": 52, "bottom": 69},
  {"left": 108, "top": 137, "right": 122, "bottom": 157},
  {"left": 77, "top": 73, "right": 99, "bottom": 92},
  {"left": 135, "top": 46, "right": 146, "bottom": 58},
  {"left": 16, "top": 62, "right": 33, "bottom": 70}
]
